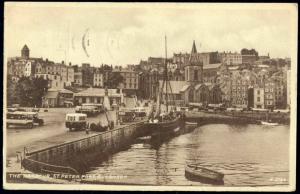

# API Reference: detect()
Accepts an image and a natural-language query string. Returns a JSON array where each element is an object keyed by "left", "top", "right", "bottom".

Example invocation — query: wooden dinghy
[
  {"left": 261, "top": 121, "right": 279, "bottom": 126},
  {"left": 185, "top": 164, "right": 224, "bottom": 184}
]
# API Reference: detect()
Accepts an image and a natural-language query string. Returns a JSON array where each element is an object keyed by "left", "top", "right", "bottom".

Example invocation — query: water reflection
[{"left": 85, "top": 124, "right": 289, "bottom": 186}]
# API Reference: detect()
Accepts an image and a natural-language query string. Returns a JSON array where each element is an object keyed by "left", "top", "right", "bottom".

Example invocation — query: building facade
[
  {"left": 73, "top": 88, "right": 123, "bottom": 106},
  {"left": 93, "top": 69, "right": 103, "bottom": 87},
  {"left": 242, "top": 55, "right": 257, "bottom": 65},
  {"left": 230, "top": 70, "right": 257, "bottom": 108},
  {"left": 253, "top": 87, "right": 265, "bottom": 109},
  {"left": 219, "top": 52, "right": 242, "bottom": 65}
]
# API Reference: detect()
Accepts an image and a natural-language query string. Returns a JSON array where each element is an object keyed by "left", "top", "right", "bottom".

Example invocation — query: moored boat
[
  {"left": 261, "top": 112, "right": 279, "bottom": 126},
  {"left": 185, "top": 121, "right": 198, "bottom": 126},
  {"left": 146, "top": 36, "right": 184, "bottom": 137},
  {"left": 185, "top": 164, "right": 224, "bottom": 184},
  {"left": 147, "top": 116, "right": 182, "bottom": 132},
  {"left": 261, "top": 121, "right": 279, "bottom": 126}
]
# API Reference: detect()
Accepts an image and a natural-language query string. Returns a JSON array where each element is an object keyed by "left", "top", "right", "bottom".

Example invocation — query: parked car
[
  {"left": 65, "top": 113, "right": 87, "bottom": 131},
  {"left": 6, "top": 111, "right": 44, "bottom": 129}
]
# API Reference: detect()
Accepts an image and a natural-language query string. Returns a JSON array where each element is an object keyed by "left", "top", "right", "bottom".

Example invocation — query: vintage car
[
  {"left": 75, "top": 103, "right": 103, "bottom": 116},
  {"left": 6, "top": 111, "right": 44, "bottom": 129},
  {"left": 65, "top": 113, "right": 87, "bottom": 131}
]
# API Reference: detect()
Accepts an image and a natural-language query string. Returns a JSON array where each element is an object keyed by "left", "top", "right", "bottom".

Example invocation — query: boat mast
[{"left": 165, "top": 35, "right": 168, "bottom": 113}]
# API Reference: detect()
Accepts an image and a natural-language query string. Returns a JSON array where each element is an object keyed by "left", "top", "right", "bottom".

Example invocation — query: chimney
[
  {"left": 62, "top": 60, "right": 65, "bottom": 65},
  {"left": 69, "top": 62, "right": 72, "bottom": 66}
]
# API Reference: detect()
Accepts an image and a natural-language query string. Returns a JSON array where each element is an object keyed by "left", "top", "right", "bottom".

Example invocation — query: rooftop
[
  {"left": 74, "top": 88, "right": 121, "bottom": 97},
  {"left": 44, "top": 91, "right": 59, "bottom": 99},
  {"left": 203, "top": 63, "right": 222, "bottom": 69}
]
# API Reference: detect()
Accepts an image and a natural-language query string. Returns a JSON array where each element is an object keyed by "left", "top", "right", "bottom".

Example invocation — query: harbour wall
[
  {"left": 185, "top": 111, "right": 290, "bottom": 125},
  {"left": 22, "top": 121, "right": 148, "bottom": 174},
  {"left": 20, "top": 111, "right": 289, "bottom": 175}
]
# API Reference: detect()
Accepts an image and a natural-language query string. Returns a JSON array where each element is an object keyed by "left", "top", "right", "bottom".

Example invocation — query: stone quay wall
[{"left": 22, "top": 121, "right": 147, "bottom": 174}]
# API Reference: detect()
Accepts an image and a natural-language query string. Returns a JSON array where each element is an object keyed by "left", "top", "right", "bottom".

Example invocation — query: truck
[
  {"left": 65, "top": 113, "right": 87, "bottom": 131},
  {"left": 75, "top": 103, "right": 104, "bottom": 116}
]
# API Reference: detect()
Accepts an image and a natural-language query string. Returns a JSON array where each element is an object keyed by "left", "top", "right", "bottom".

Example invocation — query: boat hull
[
  {"left": 185, "top": 165, "right": 224, "bottom": 185},
  {"left": 261, "top": 121, "right": 279, "bottom": 126},
  {"left": 147, "top": 117, "right": 182, "bottom": 134}
]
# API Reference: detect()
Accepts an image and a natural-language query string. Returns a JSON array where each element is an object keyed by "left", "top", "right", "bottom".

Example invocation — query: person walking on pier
[{"left": 86, "top": 122, "right": 90, "bottom": 134}]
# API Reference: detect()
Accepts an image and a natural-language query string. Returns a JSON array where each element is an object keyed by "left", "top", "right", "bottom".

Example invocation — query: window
[
  {"left": 257, "top": 90, "right": 260, "bottom": 95},
  {"left": 194, "top": 70, "right": 198, "bottom": 80},
  {"left": 257, "top": 97, "right": 260, "bottom": 102}
]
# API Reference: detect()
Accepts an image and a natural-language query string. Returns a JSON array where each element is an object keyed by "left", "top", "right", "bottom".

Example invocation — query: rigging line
[
  {"left": 164, "top": 35, "right": 168, "bottom": 112},
  {"left": 168, "top": 81, "right": 174, "bottom": 107}
]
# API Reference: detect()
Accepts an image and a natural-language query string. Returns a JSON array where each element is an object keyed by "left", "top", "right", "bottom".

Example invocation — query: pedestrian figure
[{"left": 86, "top": 123, "right": 90, "bottom": 134}]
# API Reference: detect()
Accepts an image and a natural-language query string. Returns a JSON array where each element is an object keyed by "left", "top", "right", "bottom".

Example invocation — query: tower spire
[{"left": 191, "top": 40, "right": 197, "bottom": 54}]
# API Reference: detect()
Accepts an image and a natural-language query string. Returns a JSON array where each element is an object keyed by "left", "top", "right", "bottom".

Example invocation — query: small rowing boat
[
  {"left": 185, "top": 121, "right": 198, "bottom": 126},
  {"left": 185, "top": 164, "right": 224, "bottom": 183},
  {"left": 261, "top": 121, "right": 279, "bottom": 126}
]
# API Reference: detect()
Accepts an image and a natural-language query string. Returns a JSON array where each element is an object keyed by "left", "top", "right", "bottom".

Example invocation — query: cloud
[{"left": 4, "top": 3, "right": 296, "bottom": 66}]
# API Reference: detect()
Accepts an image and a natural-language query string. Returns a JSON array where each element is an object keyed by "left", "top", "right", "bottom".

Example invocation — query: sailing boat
[{"left": 147, "top": 36, "right": 183, "bottom": 135}]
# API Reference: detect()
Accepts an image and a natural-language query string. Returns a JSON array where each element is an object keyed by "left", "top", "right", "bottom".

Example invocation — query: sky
[{"left": 4, "top": 3, "right": 297, "bottom": 67}]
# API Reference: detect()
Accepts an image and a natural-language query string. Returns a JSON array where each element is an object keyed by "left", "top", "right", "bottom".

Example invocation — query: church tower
[
  {"left": 21, "top": 44, "right": 30, "bottom": 59},
  {"left": 185, "top": 40, "right": 203, "bottom": 83}
]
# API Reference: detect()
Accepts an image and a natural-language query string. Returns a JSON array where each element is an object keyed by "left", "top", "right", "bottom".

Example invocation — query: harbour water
[{"left": 86, "top": 124, "right": 290, "bottom": 186}]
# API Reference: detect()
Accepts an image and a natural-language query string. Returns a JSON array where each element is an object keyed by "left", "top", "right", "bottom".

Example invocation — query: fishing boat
[
  {"left": 147, "top": 36, "right": 183, "bottom": 135},
  {"left": 185, "top": 163, "right": 224, "bottom": 184}
]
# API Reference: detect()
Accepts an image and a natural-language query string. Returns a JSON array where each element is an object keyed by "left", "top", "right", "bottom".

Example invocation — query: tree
[
  {"left": 241, "top": 48, "right": 259, "bottom": 59},
  {"left": 31, "top": 77, "right": 49, "bottom": 107},
  {"left": 6, "top": 76, "right": 18, "bottom": 106},
  {"left": 14, "top": 77, "right": 48, "bottom": 107},
  {"left": 104, "top": 72, "right": 124, "bottom": 89}
]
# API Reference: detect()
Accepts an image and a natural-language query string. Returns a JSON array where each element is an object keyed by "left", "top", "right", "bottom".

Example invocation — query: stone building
[
  {"left": 264, "top": 77, "right": 275, "bottom": 109},
  {"left": 93, "top": 68, "right": 103, "bottom": 87},
  {"left": 73, "top": 88, "right": 123, "bottom": 106},
  {"left": 113, "top": 67, "right": 139, "bottom": 96},
  {"left": 73, "top": 65, "right": 83, "bottom": 86},
  {"left": 194, "top": 83, "right": 210, "bottom": 105},
  {"left": 253, "top": 86, "right": 265, "bottom": 109},
  {"left": 81, "top": 63, "right": 94, "bottom": 87},
  {"left": 184, "top": 40, "right": 203, "bottom": 84},
  {"left": 21, "top": 44, "right": 30, "bottom": 59},
  {"left": 242, "top": 54, "right": 257, "bottom": 65},
  {"left": 203, "top": 63, "right": 222, "bottom": 84},
  {"left": 230, "top": 70, "right": 257, "bottom": 108},
  {"left": 42, "top": 88, "right": 74, "bottom": 107},
  {"left": 218, "top": 52, "right": 242, "bottom": 65},
  {"left": 139, "top": 68, "right": 160, "bottom": 99}
]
